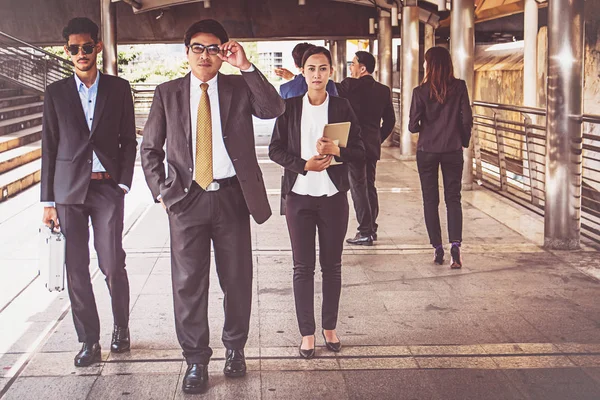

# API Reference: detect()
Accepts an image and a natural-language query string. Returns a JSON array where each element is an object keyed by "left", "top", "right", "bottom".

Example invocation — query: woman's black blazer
[{"left": 269, "top": 95, "right": 365, "bottom": 195}]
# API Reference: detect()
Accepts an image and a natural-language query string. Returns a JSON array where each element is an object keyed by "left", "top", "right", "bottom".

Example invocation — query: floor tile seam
[
  {"left": 73, "top": 352, "right": 600, "bottom": 364},
  {"left": 127, "top": 254, "right": 163, "bottom": 316}
]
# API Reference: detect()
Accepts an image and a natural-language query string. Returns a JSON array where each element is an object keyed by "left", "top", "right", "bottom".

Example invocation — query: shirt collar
[
  {"left": 74, "top": 71, "right": 100, "bottom": 92},
  {"left": 190, "top": 72, "right": 218, "bottom": 92}
]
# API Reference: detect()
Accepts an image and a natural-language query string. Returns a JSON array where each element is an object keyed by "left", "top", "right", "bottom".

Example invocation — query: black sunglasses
[
  {"left": 188, "top": 43, "right": 221, "bottom": 55},
  {"left": 67, "top": 44, "right": 95, "bottom": 56}
]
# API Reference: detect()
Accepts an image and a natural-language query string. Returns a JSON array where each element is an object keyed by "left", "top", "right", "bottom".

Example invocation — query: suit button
[
  {"left": 189, "top": 167, "right": 193, "bottom": 172},
  {"left": 184, "top": 188, "right": 188, "bottom": 193},
  {"left": 87, "top": 159, "right": 92, "bottom": 164}
]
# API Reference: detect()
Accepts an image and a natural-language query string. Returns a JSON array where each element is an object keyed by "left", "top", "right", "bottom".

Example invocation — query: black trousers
[
  {"left": 348, "top": 159, "right": 379, "bottom": 235},
  {"left": 168, "top": 181, "right": 252, "bottom": 365},
  {"left": 285, "top": 191, "right": 349, "bottom": 337},
  {"left": 416, "top": 150, "right": 464, "bottom": 246},
  {"left": 57, "top": 180, "right": 129, "bottom": 344}
]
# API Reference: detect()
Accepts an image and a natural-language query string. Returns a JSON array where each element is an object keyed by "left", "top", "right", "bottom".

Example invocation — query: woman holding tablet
[{"left": 269, "top": 46, "right": 364, "bottom": 359}]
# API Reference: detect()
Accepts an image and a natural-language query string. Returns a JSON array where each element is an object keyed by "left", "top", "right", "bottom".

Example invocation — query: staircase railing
[{"left": 0, "top": 31, "right": 73, "bottom": 93}]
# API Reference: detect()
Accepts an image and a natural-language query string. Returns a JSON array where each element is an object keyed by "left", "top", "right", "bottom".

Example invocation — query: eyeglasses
[
  {"left": 67, "top": 44, "right": 96, "bottom": 56},
  {"left": 188, "top": 44, "right": 221, "bottom": 55}
]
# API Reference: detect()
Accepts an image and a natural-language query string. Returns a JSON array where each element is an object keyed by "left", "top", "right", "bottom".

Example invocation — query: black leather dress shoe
[
  {"left": 299, "top": 345, "right": 315, "bottom": 359},
  {"left": 346, "top": 232, "right": 373, "bottom": 246},
  {"left": 223, "top": 349, "right": 246, "bottom": 377},
  {"left": 182, "top": 364, "right": 209, "bottom": 394},
  {"left": 110, "top": 325, "right": 130, "bottom": 353},
  {"left": 322, "top": 330, "right": 342, "bottom": 352},
  {"left": 74, "top": 342, "right": 101, "bottom": 367},
  {"left": 299, "top": 336, "right": 315, "bottom": 359}
]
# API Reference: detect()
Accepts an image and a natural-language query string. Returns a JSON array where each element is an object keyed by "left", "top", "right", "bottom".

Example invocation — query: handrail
[
  {"left": 0, "top": 31, "right": 73, "bottom": 66},
  {"left": 0, "top": 30, "right": 73, "bottom": 93},
  {"left": 473, "top": 100, "right": 546, "bottom": 116},
  {"left": 473, "top": 101, "right": 600, "bottom": 245}
]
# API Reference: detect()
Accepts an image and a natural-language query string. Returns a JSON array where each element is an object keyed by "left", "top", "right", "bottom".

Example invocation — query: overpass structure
[{"left": 0, "top": 1, "right": 599, "bottom": 398}]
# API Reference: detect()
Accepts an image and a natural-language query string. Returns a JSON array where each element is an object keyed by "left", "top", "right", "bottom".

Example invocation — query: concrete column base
[{"left": 543, "top": 237, "right": 581, "bottom": 250}]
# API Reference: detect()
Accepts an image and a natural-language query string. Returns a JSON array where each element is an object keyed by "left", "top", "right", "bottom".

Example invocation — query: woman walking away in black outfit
[
  {"left": 269, "top": 46, "right": 364, "bottom": 358},
  {"left": 408, "top": 46, "right": 473, "bottom": 269}
]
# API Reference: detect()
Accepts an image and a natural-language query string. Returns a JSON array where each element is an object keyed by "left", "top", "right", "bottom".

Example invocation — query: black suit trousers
[
  {"left": 348, "top": 159, "right": 378, "bottom": 235},
  {"left": 285, "top": 191, "right": 349, "bottom": 337},
  {"left": 416, "top": 150, "right": 464, "bottom": 246},
  {"left": 57, "top": 181, "right": 129, "bottom": 344},
  {"left": 168, "top": 181, "right": 252, "bottom": 365}
]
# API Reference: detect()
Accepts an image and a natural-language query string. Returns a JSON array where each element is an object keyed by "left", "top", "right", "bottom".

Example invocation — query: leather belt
[
  {"left": 91, "top": 172, "right": 112, "bottom": 180},
  {"left": 204, "top": 176, "right": 238, "bottom": 192}
]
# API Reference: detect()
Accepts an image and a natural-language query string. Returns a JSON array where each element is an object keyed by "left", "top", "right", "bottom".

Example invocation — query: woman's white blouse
[{"left": 291, "top": 93, "right": 339, "bottom": 197}]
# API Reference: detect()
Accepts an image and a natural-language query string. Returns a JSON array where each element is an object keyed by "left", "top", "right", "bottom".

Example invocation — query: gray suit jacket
[
  {"left": 41, "top": 73, "right": 137, "bottom": 204},
  {"left": 140, "top": 68, "right": 285, "bottom": 224}
]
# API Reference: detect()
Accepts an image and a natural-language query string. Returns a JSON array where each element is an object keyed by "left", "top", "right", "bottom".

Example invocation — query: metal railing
[
  {"left": 131, "top": 83, "right": 156, "bottom": 133},
  {"left": 0, "top": 31, "right": 73, "bottom": 93},
  {"left": 472, "top": 101, "right": 600, "bottom": 244}
]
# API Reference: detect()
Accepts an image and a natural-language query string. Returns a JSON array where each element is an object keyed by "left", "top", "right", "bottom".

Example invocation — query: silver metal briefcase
[{"left": 38, "top": 221, "right": 66, "bottom": 292}]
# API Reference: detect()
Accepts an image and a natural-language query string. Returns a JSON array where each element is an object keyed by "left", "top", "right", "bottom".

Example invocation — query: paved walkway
[{"left": 1, "top": 148, "right": 600, "bottom": 399}]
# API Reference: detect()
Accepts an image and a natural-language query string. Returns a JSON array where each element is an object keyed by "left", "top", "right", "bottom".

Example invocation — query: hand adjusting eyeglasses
[
  {"left": 67, "top": 44, "right": 96, "bottom": 56},
  {"left": 188, "top": 44, "right": 221, "bottom": 55}
]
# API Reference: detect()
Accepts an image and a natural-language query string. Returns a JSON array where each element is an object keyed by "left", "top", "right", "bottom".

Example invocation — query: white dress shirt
[
  {"left": 189, "top": 73, "right": 235, "bottom": 180},
  {"left": 291, "top": 93, "right": 338, "bottom": 197}
]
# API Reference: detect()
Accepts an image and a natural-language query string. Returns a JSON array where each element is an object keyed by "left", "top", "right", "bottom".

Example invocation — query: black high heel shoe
[
  {"left": 299, "top": 336, "right": 315, "bottom": 359},
  {"left": 322, "top": 330, "right": 342, "bottom": 352}
]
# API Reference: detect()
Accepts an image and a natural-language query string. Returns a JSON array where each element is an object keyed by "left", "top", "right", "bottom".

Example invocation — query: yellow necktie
[{"left": 195, "top": 83, "right": 213, "bottom": 189}]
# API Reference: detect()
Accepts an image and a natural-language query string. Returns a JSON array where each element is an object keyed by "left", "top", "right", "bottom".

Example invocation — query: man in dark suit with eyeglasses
[
  {"left": 141, "top": 19, "right": 284, "bottom": 394},
  {"left": 41, "top": 17, "right": 137, "bottom": 367}
]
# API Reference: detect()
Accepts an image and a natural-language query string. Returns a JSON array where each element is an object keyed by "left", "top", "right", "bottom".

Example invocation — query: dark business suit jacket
[
  {"left": 408, "top": 79, "right": 473, "bottom": 152},
  {"left": 269, "top": 95, "right": 365, "bottom": 195},
  {"left": 336, "top": 75, "right": 395, "bottom": 160},
  {"left": 41, "top": 73, "right": 137, "bottom": 204},
  {"left": 140, "top": 69, "right": 285, "bottom": 224}
]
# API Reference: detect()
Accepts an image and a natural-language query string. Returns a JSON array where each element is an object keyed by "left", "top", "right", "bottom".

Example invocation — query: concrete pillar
[
  {"left": 401, "top": 5, "right": 419, "bottom": 157},
  {"left": 100, "top": 0, "right": 117, "bottom": 75},
  {"left": 368, "top": 38, "right": 374, "bottom": 54},
  {"left": 523, "top": 0, "right": 538, "bottom": 107},
  {"left": 424, "top": 24, "right": 435, "bottom": 53},
  {"left": 544, "top": 0, "right": 585, "bottom": 250},
  {"left": 331, "top": 40, "right": 347, "bottom": 81},
  {"left": 377, "top": 9, "right": 393, "bottom": 89},
  {"left": 450, "top": 0, "right": 475, "bottom": 189}
]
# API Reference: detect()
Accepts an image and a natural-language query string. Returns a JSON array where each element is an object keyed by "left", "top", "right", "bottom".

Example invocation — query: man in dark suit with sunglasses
[
  {"left": 141, "top": 19, "right": 284, "bottom": 394},
  {"left": 41, "top": 17, "right": 137, "bottom": 367}
]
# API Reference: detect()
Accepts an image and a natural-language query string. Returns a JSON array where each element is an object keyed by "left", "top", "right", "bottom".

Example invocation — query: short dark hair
[
  {"left": 292, "top": 43, "right": 315, "bottom": 68},
  {"left": 301, "top": 46, "right": 332, "bottom": 68},
  {"left": 184, "top": 19, "right": 229, "bottom": 47},
  {"left": 355, "top": 51, "right": 376, "bottom": 74},
  {"left": 62, "top": 18, "right": 99, "bottom": 43}
]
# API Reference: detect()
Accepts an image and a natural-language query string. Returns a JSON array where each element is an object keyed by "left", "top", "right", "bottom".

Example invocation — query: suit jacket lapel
[
  {"left": 217, "top": 73, "right": 233, "bottom": 134},
  {"left": 90, "top": 72, "right": 107, "bottom": 137},
  {"left": 177, "top": 74, "right": 192, "bottom": 159},
  {"left": 64, "top": 76, "right": 89, "bottom": 133}
]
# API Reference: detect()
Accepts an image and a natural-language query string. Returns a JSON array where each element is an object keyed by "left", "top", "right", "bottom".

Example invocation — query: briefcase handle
[{"left": 49, "top": 220, "right": 60, "bottom": 234}]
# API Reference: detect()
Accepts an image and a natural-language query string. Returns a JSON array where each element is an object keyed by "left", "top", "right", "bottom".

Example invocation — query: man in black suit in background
[
  {"left": 41, "top": 18, "right": 137, "bottom": 367},
  {"left": 337, "top": 51, "right": 396, "bottom": 245}
]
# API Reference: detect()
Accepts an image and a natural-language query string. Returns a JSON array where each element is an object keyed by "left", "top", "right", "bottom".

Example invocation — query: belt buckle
[{"left": 205, "top": 181, "right": 220, "bottom": 192}]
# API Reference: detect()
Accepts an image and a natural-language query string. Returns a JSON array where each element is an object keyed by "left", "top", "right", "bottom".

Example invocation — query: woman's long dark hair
[{"left": 423, "top": 47, "right": 456, "bottom": 104}]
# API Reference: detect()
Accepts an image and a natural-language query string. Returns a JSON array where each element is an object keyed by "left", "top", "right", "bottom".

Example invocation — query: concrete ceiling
[{"left": 0, "top": 0, "right": 540, "bottom": 46}]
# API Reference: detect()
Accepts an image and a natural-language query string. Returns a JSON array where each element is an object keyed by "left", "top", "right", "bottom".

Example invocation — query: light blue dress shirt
[{"left": 74, "top": 73, "right": 129, "bottom": 193}]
